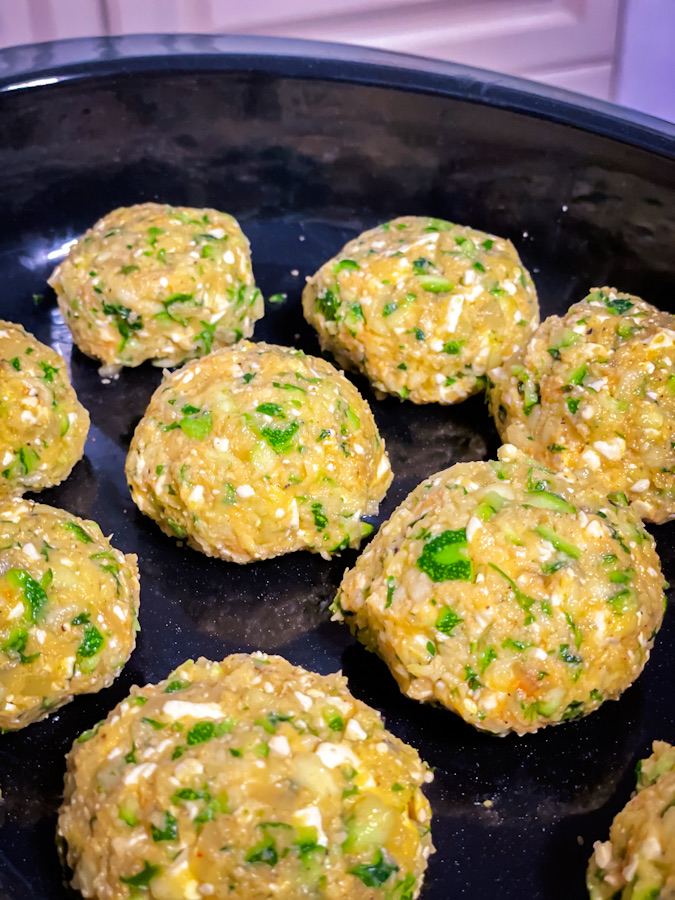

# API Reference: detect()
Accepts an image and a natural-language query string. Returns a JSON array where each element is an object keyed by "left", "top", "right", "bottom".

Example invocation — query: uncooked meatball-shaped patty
[
  {"left": 588, "top": 741, "right": 675, "bottom": 899},
  {"left": 0, "top": 499, "right": 140, "bottom": 730},
  {"left": 58, "top": 653, "right": 434, "bottom": 900},
  {"left": 488, "top": 287, "right": 675, "bottom": 523},
  {"left": 125, "top": 341, "right": 392, "bottom": 562},
  {"left": 333, "top": 444, "right": 665, "bottom": 736},
  {"left": 48, "top": 202, "right": 263, "bottom": 369},
  {"left": 0, "top": 319, "right": 89, "bottom": 497},
  {"left": 302, "top": 215, "right": 539, "bottom": 404}
]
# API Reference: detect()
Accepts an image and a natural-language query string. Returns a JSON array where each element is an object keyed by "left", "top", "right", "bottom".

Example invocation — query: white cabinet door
[
  {"left": 104, "top": 0, "right": 621, "bottom": 99},
  {"left": 0, "top": 0, "right": 105, "bottom": 48},
  {"left": 1, "top": 0, "right": 621, "bottom": 100}
]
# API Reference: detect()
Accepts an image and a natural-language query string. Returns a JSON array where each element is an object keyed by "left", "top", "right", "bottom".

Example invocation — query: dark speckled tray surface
[{"left": 0, "top": 34, "right": 674, "bottom": 900}]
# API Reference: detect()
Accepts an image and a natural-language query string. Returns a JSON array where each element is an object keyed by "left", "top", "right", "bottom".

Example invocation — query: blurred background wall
[{"left": 0, "top": 0, "right": 672, "bottom": 121}]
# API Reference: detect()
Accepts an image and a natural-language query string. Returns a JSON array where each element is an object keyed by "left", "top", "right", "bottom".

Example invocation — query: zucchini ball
[
  {"left": 0, "top": 319, "right": 89, "bottom": 497},
  {"left": 302, "top": 215, "right": 539, "bottom": 404},
  {"left": 588, "top": 741, "right": 675, "bottom": 899},
  {"left": 48, "top": 203, "right": 263, "bottom": 370},
  {"left": 488, "top": 287, "right": 675, "bottom": 523},
  {"left": 58, "top": 653, "right": 434, "bottom": 900},
  {"left": 333, "top": 444, "right": 665, "bottom": 736},
  {"left": 0, "top": 498, "right": 140, "bottom": 730},
  {"left": 125, "top": 341, "right": 392, "bottom": 562}
]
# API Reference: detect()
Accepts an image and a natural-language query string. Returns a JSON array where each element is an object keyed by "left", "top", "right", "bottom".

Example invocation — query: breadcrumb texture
[
  {"left": 488, "top": 287, "right": 675, "bottom": 523},
  {"left": 49, "top": 202, "right": 262, "bottom": 369},
  {"left": 333, "top": 445, "right": 665, "bottom": 736},
  {"left": 58, "top": 653, "right": 433, "bottom": 900},
  {"left": 302, "top": 215, "right": 539, "bottom": 404}
]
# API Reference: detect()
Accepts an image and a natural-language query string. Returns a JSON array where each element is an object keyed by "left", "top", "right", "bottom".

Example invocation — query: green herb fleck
[
  {"left": 77, "top": 626, "right": 105, "bottom": 658},
  {"left": 417, "top": 529, "right": 472, "bottom": 582},
  {"left": 63, "top": 522, "right": 94, "bottom": 543},
  {"left": 348, "top": 849, "right": 398, "bottom": 888}
]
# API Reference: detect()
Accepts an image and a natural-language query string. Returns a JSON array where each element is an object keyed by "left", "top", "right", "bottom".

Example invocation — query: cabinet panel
[
  {"left": 255, "top": 0, "right": 620, "bottom": 76},
  {"left": 0, "top": 0, "right": 105, "bottom": 49}
]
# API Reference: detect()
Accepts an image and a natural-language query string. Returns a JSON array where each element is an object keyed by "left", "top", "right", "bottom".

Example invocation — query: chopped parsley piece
[
  {"left": 120, "top": 264, "right": 139, "bottom": 275},
  {"left": 311, "top": 502, "right": 328, "bottom": 531},
  {"left": 385, "top": 576, "right": 396, "bottom": 609},
  {"left": 77, "top": 626, "right": 105, "bottom": 658},
  {"left": 141, "top": 717, "right": 166, "bottom": 730},
  {"left": 245, "top": 837, "right": 278, "bottom": 866},
  {"left": 348, "top": 849, "right": 398, "bottom": 887},
  {"left": 6, "top": 568, "right": 48, "bottom": 622},
  {"left": 608, "top": 588, "right": 635, "bottom": 615},
  {"left": 412, "top": 257, "right": 433, "bottom": 275},
  {"left": 261, "top": 421, "right": 299, "bottom": 453},
  {"left": 316, "top": 288, "right": 339, "bottom": 321},
  {"left": 464, "top": 665, "right": 481, "bottom": 691},
  {"left": 604, "top": 295, "right": 634, "bottom": 315},
  {"left": 124, "top": 744, "right": 137, "bottom": 764},
  {"left": 383, "top": 302, "right": 398, "bottom": 317},
  {"left": 562, "top": 700, "right": 585, "bottom": 721},
  {"left": 501, "top": 638, "right": 532, "bottom": 652},
  {"left": 334, "top": 259, "right": 360, "bottom": 272},
  {"left": 256, "top": 403, "right": 284, "bottom": 418},
  {"left": 172, "top": 787, "right": 209, "bottom": 803},
  {"left": 435, "top": 606, "right": 463, "bottom": 635},
  {"left": 197, "top": 319, "right": 217, "bottom": 354},
  {"left": 151, "top": 811, "right": 178, "bottom": 842},
  {"left": 478, "top": 645, "right": 497, "bottom": 673},
  {"left": 101, "top": 301, "right": 143, "bottom": 349},
  {"left": 164, "top": 680, "right": 189, "bottom": 693},
  {"left": 9, "top": 356, "right": 20, "bottom": 370},
  {"left": 559, "top": 644, "right": 582, "bottom": 665},
  {"left": 325, "top": 711, "right": 345, "bottom": 731},
  {"left": 39, "top": 361, "right": 58, "bottom": 382},
  {"left": 187, "top": 721, "right": 215, "bottom": 745},
  {"left": 541, "top": 559, "right": 567, "bottom": 575},
  {"left": 2, "top": 627, "right": 39, "bottom": 664},
  {"left": 489, "top": 563, "right": 538, "bottom": 625},
  {"left": 120, "top": 861, "right": 161, "bottom": 888},
  {"left": 443, "top": 340, "right": 464, "bottom": 355}
]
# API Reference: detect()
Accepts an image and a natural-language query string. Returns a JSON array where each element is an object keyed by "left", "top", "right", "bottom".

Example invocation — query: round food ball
[
  {"left": 48, "top": 202, "right": 263, "bottom": 370},
  {"left": 588, "top": 741, "right": 675, "bottom": 899},
  {"left": 125, "top": 341, "right": 392, "bottom": 562},
  {"left": 0, "top": 498, "right": 140, "bottom": 730},
  {"left": 0, "top": 319, "right": 89, "bottom": 497},
  {"left": 332, "top": 444, "right": 665, "bottom": 736},
  {"left": 302, "top": 215, "right": 539, "bottom": 404},
  {"left": 57, "top": 652, "right": 434, "bottom": 900},
  {"left": 488, "top": 287, "right": 675, "bottom": 523}
]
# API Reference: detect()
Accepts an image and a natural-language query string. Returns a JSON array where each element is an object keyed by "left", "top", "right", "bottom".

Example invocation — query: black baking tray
[{"left": 0, "top": 34, "right": 674, "bottom": 900}]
